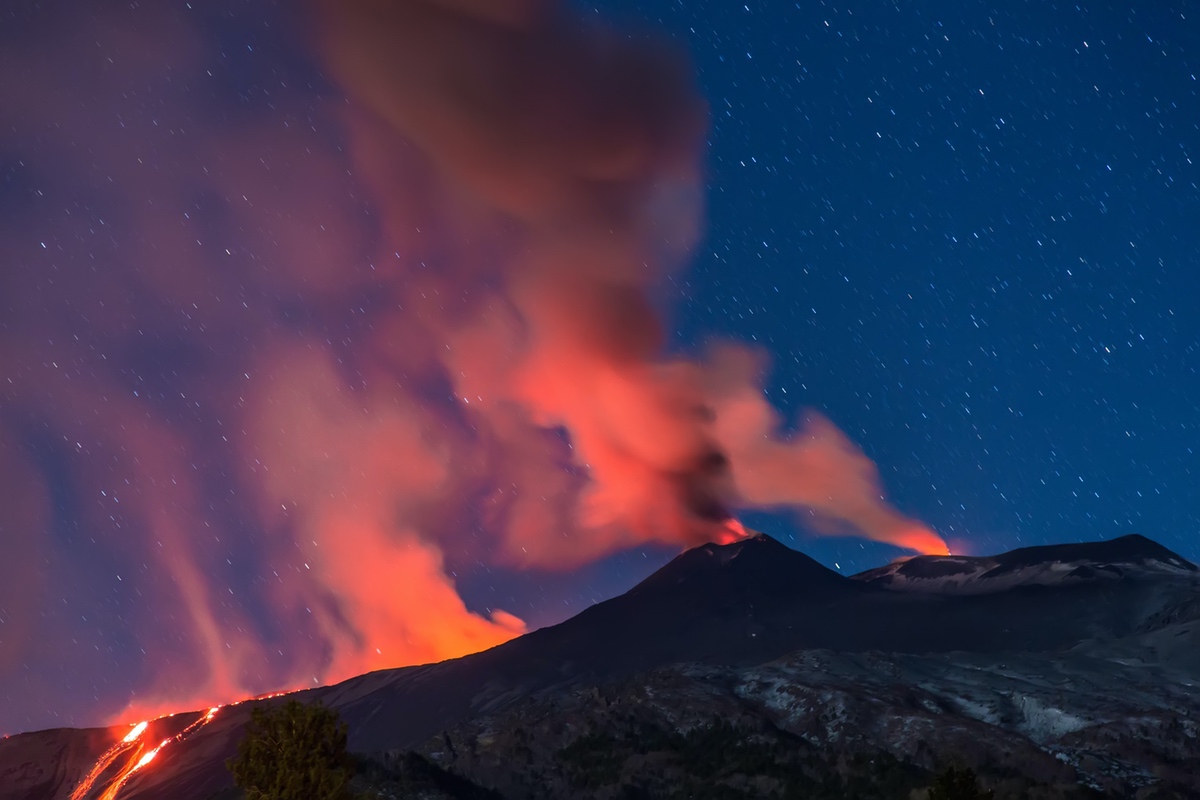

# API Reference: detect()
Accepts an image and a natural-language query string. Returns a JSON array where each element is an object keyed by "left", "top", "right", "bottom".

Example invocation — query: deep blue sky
[
  {"left": 589, "top": 0, "right": 1200, "bottom": 574},
  {"left": 2, "top": 0, "right": 1197, "bottom": 734}
]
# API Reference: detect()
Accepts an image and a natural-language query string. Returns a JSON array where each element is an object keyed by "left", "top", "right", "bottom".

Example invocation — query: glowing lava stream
[{"left": 70, "top": 708, "right": 220, "bottom": 800}]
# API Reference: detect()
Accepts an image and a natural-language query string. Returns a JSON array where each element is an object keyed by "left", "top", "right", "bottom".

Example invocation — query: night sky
[
  {"left": 2, "top": 0, "right": 1197, "bottom": 735},
  {"left": 623, "top": 0, "right": 1199, "bottom": 568}
]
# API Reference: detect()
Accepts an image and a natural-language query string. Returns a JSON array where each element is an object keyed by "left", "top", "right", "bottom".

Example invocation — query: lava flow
[{"left": 70, "top": 707, "right": 220, "bottom": 800}]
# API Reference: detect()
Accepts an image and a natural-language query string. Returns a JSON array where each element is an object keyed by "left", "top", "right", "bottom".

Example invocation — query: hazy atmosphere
[{"left": 1, "top": 0, "right": 1197, "bottom": 738}]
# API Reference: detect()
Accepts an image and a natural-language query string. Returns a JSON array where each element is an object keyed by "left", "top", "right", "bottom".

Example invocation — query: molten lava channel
[{"left": 71, "top": 707, "right": 220, "bottom": 800}]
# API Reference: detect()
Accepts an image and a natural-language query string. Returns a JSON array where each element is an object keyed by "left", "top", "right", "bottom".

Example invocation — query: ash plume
[{"left": 0, "top": 0, "right": 944, "bottom": 734}]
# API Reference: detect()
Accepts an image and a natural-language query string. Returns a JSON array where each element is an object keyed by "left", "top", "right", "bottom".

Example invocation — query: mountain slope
[
  {"left": 421, "top": 649, "right": 1200, "bottom": 799},
  {"left": 4, "top": 532, "right": 1197, "bottom": 800},
  {"left": 327, "top": 533, "right": 1193, "bottom": 754},
  {"left": 853, "top": 534, "right": 1197, "bottom": 595}
]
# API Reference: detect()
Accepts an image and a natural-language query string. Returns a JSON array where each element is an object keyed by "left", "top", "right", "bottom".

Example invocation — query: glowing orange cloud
[
  {"left": 243, "top": 346, "right": 524, "bottom": 685},
  {"left": 0, "top": 0, "right": 949, "bottom": 736},
  {"left": 320, "top": 0, "right": 945, "bottom": 565}
]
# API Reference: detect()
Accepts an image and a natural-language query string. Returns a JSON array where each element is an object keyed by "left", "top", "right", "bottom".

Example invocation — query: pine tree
[
  {"left": 928, "top": 765, "right": 994, "bottom": 800},
  {"left": 227, "top": 699, "right": 355, "bottom": 800}
]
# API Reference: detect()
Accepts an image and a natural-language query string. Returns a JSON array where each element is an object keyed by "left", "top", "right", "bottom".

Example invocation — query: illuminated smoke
[
  {"left": 316, "top": 0, "right": 945, "bottom": 561},
  {"left": 0, "top": 0, "right": 944, "bottom": 733}
]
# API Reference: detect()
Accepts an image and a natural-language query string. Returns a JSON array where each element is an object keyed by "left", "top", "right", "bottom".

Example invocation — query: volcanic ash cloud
[
  {"left": 315, "top": 0, "right": 945, "bottom": 561},
  {"left": 0, "top": 0, "right": 945, "bottom": 732}
]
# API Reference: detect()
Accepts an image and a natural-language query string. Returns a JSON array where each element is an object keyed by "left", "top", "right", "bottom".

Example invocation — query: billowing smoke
[
  {"left": 0, "top": 0, "right": 944, "bottom": 733},
  {"left": 315, "top": 0, "right": 946, "bottom": 562}
]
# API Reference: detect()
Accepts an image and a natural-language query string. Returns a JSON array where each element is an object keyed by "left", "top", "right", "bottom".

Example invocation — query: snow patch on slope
[
  {"left": 857, "top": 556, "right": 1195, "bottom": 595},
  {"left": 1012, "top": 695, "right": 1091, "bottom": 741}
]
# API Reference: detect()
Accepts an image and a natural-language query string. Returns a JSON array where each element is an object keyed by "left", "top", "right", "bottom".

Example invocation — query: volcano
[
  {"left": 854, "top": 533, "right": 1198, "bottom": 594},
  {"left": 3, "top": 532, "right": 1197, "bottom": 799}
]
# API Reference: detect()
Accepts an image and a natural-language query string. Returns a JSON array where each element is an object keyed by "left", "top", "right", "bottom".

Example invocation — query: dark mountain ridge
[
  {"left": 4, "top": 532, "right": 1197, "bottom": 800},
  {"left": 325, "top": 533, "right": 1190, "bottom": 756},
  {"left": 980, "top": 532, "right": 1194, "bottom": 571},
  {"left": 854, "top": 533, "right": 1196, "bottom": 594}
]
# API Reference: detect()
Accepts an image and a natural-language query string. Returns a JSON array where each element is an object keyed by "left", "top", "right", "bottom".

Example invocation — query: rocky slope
[
  {"left": 854, "top": 534, "right": 1197, "bottom": 595},
  {"left": 3, "top": 533, "right": 1197, "bottom": 800},
  {"left": 414, "top": 649, "right": 1198, "bottom": 798}
]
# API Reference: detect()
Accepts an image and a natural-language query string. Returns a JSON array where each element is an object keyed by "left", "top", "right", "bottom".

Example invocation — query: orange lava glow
[
  {"left": 131, "top": 746, "right": 160, "bottom": 771},
  {"left": 72, "top": 707, "right": 222, "bottom": 800},
  {"left": 120, "top": 721, "right": 148, "bottom": 745},
  {"left": 901, "top": 527, "right": 952, "bottom": 556},
  {"left": 69, "top": 722, "right": 144, "bottom": 800},
  {"left": 715, "top": 518, "right": 751, "bottom": 545},
  {"left": 3, "top": 0, "right": 969, "bottom": 742}
]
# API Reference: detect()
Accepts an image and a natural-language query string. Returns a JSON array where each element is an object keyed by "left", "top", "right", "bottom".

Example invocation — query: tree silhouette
[
  {"left": 227, "top": 699, "right": 355, "bottom": 800},
  {"left": 928, "top": 765, "right": 994, "bottom": 800}
]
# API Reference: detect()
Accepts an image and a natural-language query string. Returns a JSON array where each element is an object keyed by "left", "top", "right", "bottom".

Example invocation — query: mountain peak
[
  {"left": 693, "top": 529, "right": 791, "bottom": 559},
  {"left": 1040, "top": 533, "right": 1192, "bottom": 565},
  {"left": 629, "top": 530, "right": 855, "bottom": 601},
  {"left": 854, "top": 533, "right": 1196, "bottom": 595}
]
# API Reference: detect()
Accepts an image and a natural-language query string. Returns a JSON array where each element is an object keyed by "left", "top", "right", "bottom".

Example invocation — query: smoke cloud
[{"left": 0, "top": 0, "right": 944, "bottom": 733}]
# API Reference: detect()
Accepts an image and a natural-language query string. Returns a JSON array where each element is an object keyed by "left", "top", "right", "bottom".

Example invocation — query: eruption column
[{"left": 2, "top": 0, "right": 946, "bottom": 734}]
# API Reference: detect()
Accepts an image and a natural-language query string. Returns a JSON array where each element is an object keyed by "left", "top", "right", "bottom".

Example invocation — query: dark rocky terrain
[
  {"left": 855, "top": 534, "right": 1197, "bottom": 595},
  {"left": 3, "top": 533, "right": 1198, "bottom": 799}
]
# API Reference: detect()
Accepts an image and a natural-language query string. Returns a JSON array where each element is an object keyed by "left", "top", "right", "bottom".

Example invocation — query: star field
[
  {"left": 0, "top": 0, "right": 1197, "bottom": 735},
  {"left": 598, "top": 0, "right": 1200, "bottom": 571}
]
